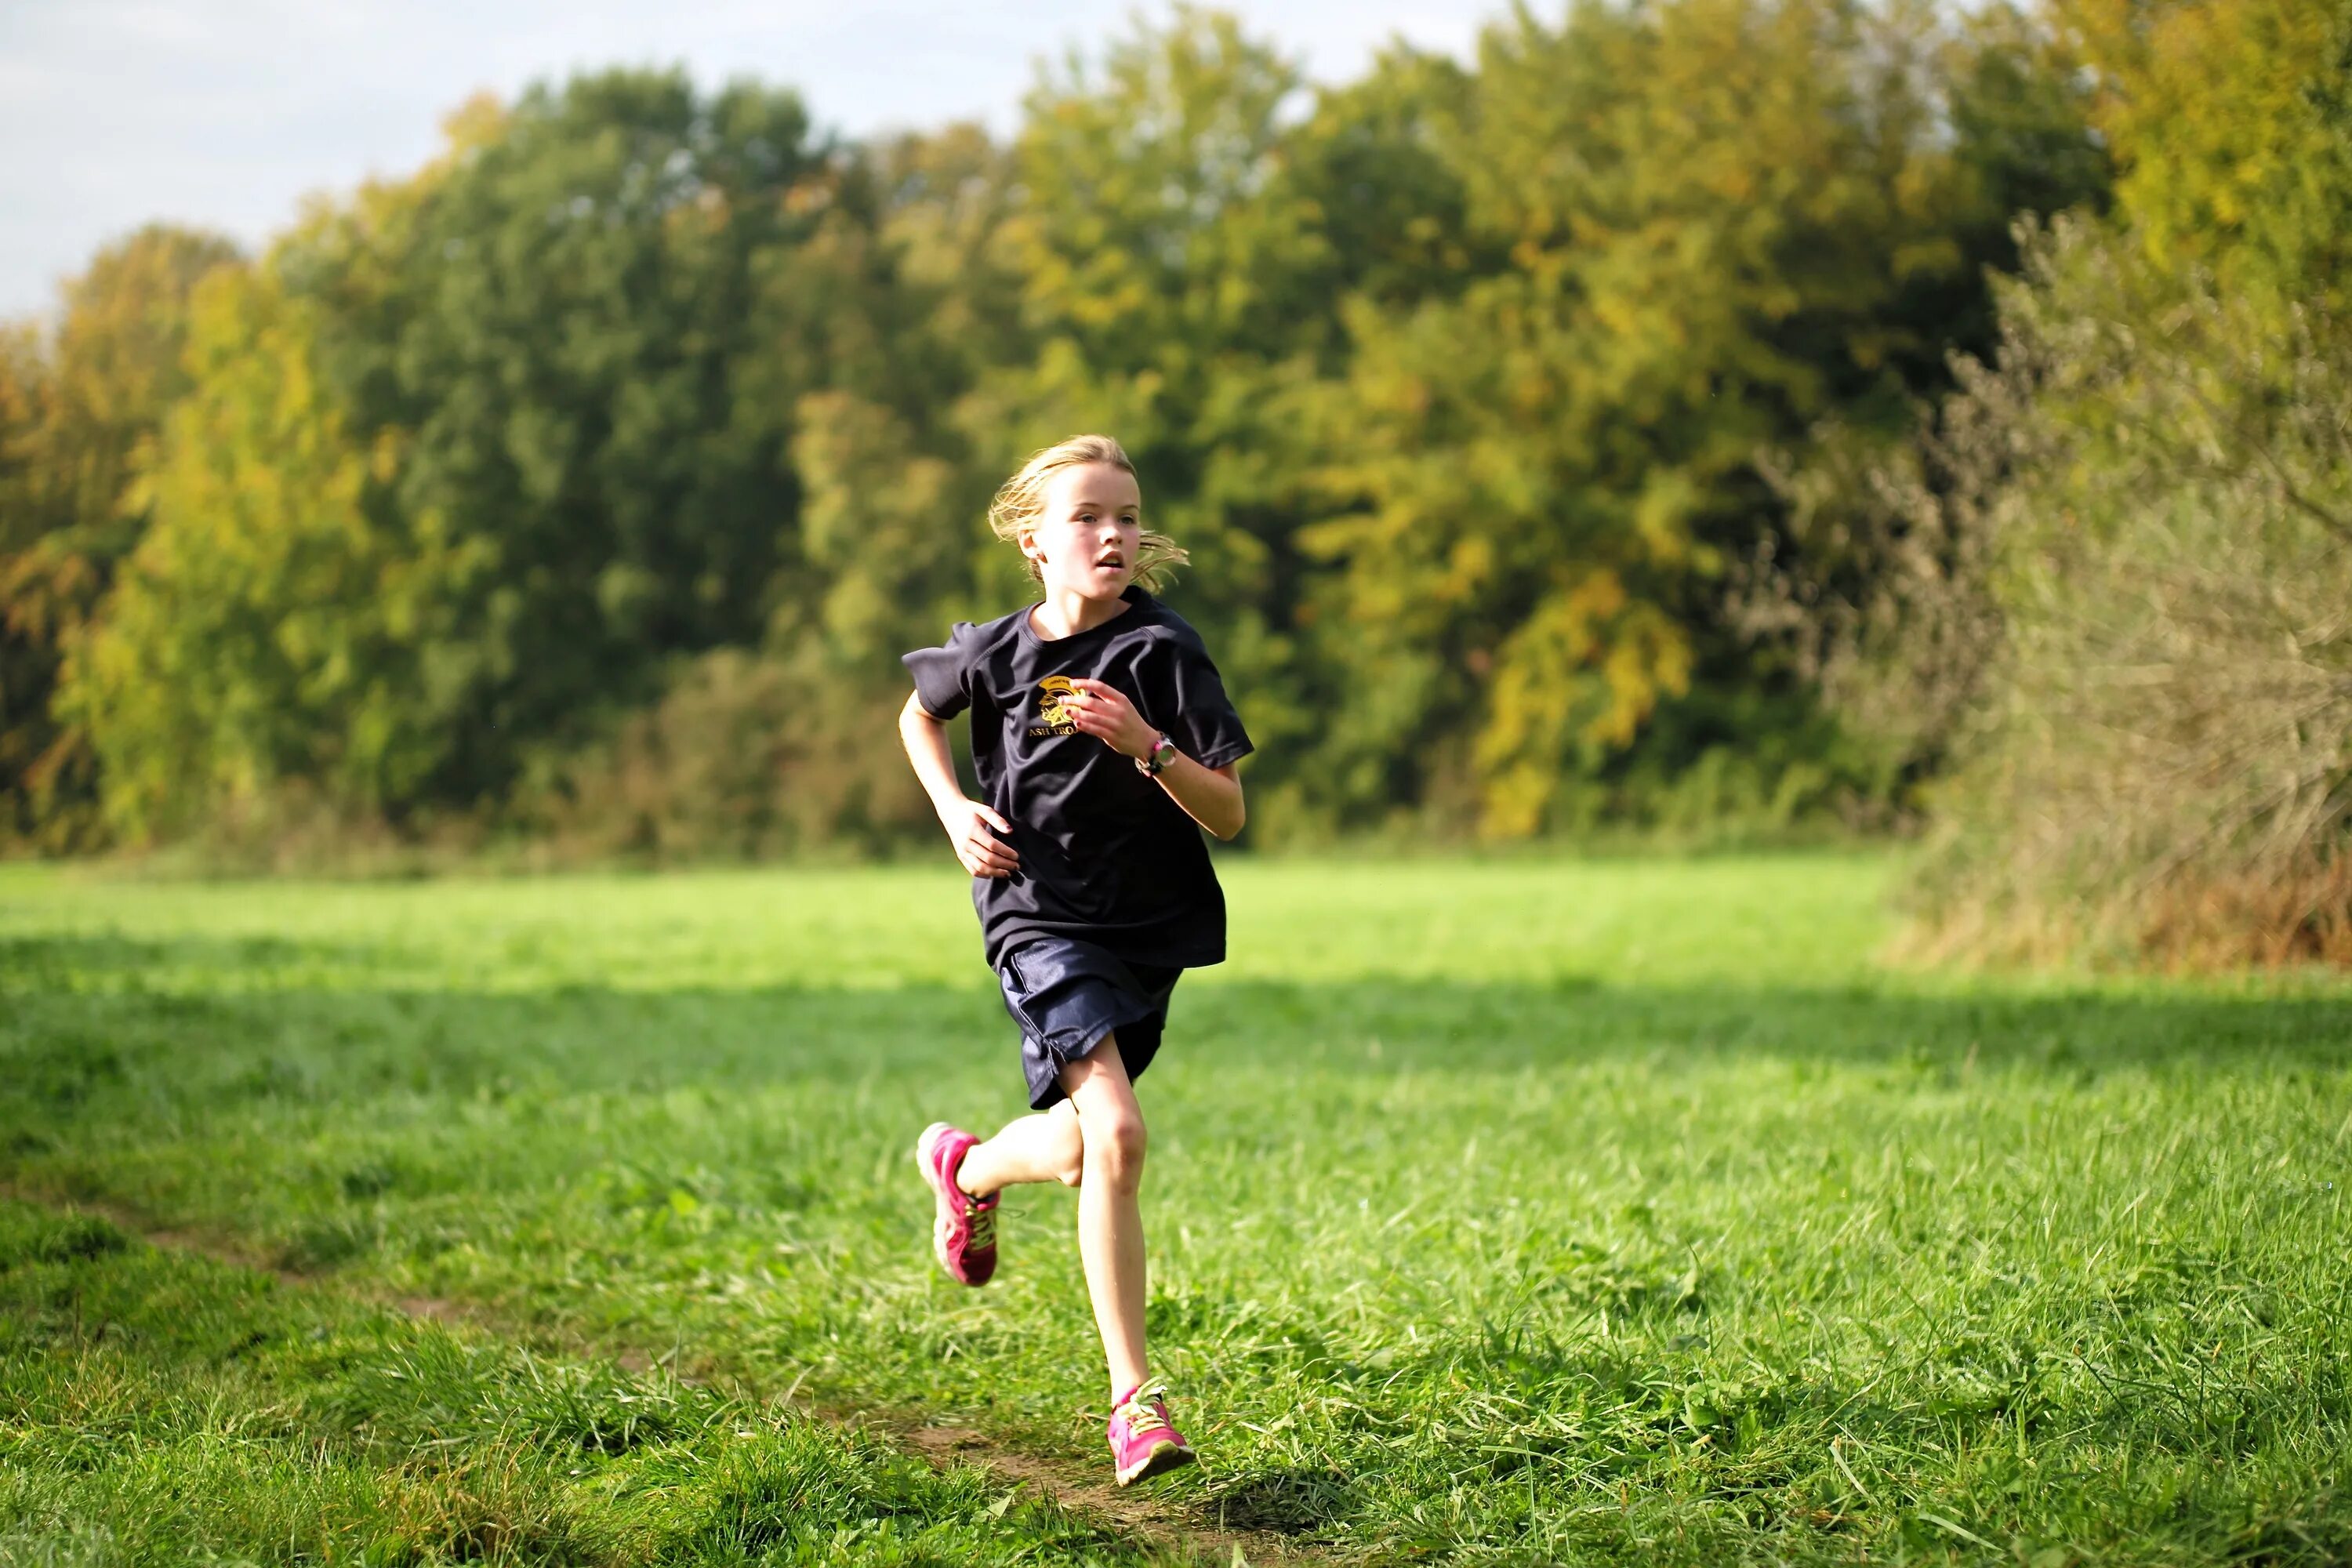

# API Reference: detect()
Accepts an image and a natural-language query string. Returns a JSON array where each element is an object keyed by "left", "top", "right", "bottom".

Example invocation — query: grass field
[{"left": 2, "top": 854, "right": 2349, "bottom": 1565}]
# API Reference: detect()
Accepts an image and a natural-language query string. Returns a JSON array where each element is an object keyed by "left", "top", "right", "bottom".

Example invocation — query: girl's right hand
[{"left": 938, "top": 798, "right": 1020, "bottom": 878}]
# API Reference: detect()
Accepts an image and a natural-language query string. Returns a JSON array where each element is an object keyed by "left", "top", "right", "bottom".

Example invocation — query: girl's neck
[{"left": 1029, "top": 584, "right": 1134, "bottom": 641}]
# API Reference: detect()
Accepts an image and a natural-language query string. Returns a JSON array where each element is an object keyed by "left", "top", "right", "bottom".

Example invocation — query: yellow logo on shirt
[{"left": 1029, "top": 676, "right": 1079, "bottom": 737}]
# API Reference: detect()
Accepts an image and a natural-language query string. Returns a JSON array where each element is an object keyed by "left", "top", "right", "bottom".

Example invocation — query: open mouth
[{"left": 1094, "top": 556, "right": 1125, "bottom": 572}]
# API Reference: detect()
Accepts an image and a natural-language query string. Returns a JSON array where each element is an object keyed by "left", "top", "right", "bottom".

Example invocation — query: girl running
[{"left": 897, "top": 434, "right": 1252, "bottom": 1486}]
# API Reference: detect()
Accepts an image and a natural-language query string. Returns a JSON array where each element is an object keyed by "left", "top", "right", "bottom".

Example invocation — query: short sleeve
[
  {"left": 1160, "top": 636, "right": 1253, "bottom": 771},
  {"left": 902, "top": 622, "right": 978, "bottom": 720}
]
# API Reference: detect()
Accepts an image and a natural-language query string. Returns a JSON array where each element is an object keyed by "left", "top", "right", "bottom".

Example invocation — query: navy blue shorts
[{"left": 996, "top": 938, "right": 1182, "bottom": 1110}]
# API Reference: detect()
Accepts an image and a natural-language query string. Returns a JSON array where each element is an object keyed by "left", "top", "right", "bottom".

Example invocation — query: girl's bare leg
[
  {"left": 956, "top": 1100, "right": 1084, "bottom": 1194},
  {"left": 1058, "top": 1033, "right": 1150, "bottom": 1401}
]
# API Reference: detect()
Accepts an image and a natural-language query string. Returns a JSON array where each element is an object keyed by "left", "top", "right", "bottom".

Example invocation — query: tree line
[{"left": 2, "top": 0, "right": 2343, "bottom": 963}]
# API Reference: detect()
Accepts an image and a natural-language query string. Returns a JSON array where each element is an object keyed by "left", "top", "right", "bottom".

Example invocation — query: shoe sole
[
  {"left": 915, "top": 1122, "right": 992, "bottom": 1286},
  {"left": 914, "top": 1122, "right": 956, "bottom": 1277},
  {"left": 1115, "top": 1440, "right": 1196, "bottom": 1486}
]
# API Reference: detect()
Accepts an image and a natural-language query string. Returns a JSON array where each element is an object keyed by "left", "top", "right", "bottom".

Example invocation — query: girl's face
[{"left": 1023, "top": 462, "right": 1142, "bottom": 604}]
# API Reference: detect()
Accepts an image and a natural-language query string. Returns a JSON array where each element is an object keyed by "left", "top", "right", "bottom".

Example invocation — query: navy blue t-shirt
[{"left": 902, "top": 586, "right": 1254, "bottom": 970}]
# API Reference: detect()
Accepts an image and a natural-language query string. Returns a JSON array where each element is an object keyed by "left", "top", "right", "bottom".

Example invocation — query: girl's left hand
[{"left": 1061, "top": 677, "right": 1155, "bottom": 760}]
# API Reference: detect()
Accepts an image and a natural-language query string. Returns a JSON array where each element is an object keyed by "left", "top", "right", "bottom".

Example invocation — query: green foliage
[
  {"left": 2, "top": 5, "right": 2117, "bottom": 859},
  {"left": 65, "top": 263, "right": 481, "bottom": 845},
  {"left": 984, "top": 9, "right": 1341, "bottom": 770},
  {"left": 1920, "top": 226, "right": 2352, "bottom": 965},
  {"left": 350, "top": 72, "right": 833, "bottom": 788},
  {"left": 1297, "top": 0, "right": 2102, "bottom": 840},
  {"left": 48, "top": 72, "right": 995, "bottom": 851},
  {"left": 1752, "top": 0, "right": 2352, "bottom": 964},
  {"left": 3, "top": 858, "right": 2347, "bottom": 1560},
  {"left": 0, "top": 226, "right": 241, "bottom": 849},
  {"left": 2061, "top": 0, "right": 2352, "bottom": 316}
]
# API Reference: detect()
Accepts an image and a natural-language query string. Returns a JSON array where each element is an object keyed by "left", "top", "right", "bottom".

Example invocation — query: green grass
[
  {"left": 3, "top": 854, "right": 2349, "bottom": 1564},
  {"left": 0, "top": 1203, "right": 1163, "bottom": 1566}
]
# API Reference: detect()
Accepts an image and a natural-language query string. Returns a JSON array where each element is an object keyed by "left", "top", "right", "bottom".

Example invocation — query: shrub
[{"left": 1750, "top": 218, "right": 2352, "bottom": 967}]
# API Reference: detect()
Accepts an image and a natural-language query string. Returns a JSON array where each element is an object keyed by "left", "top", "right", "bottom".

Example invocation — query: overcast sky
[{"left": 0, "top": 0, "right": 1486, "bottom": 319}]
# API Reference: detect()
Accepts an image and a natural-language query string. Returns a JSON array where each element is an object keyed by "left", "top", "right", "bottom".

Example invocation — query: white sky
[{"left": 0, "top": 0, "right": 1487, "bottom": 318}]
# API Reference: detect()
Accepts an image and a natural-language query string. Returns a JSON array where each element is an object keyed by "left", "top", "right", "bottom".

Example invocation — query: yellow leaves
[
  {"left": 438, "top": 92, "right": 509, "bottom": 161},
  {"left": 1632, "top": 470, "right": 1700, "bottom": 567},
  {"left": 1443, "top": 536, "right": 1496, "bottom": 602},
  {"left": 59, "top": 254, "right": 465, "bottom": 840},
  {"left": 1472, "top": 569, "right": 1694, "bottom": 839},
  {"left": 1709, "top": 166, "right": 1757, "bottom": 206},
  {"left": 0, "top": 223, "right": 248, "bottom": 843},
  {"left": 2061, "top": 0, "right": 2349, "bottom": 314},
  {"left": 365, "top": 430, "right": 404, "bottom": 488},
  {"left": 1892, "top": 236, "right": 1963, "bottom": 282}
]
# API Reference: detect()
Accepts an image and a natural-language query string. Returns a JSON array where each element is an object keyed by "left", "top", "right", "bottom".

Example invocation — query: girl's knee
[{"left": 1080, "top": 1108, "right": 1148, "bottom": 1185}]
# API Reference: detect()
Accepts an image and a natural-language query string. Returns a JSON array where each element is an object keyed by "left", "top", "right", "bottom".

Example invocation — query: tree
[
  {"left": 63, "top": 262, "right": 481, "bottom": 845},
  {"left": 981, "top": 12, "right": 1340, "bottom": 786},
  {"left": 1298, "top": 0, "right": 2084, "bottom": 837},
  {"left": 9, "top": 9, "right": 2129, "bottom": 860},
  {"left": 2058, "top": 0, "right": 2352, "bottom": 317},
  {"left": 353, "top": 71, "right": 834, "bottom": 801},
  {"left": 0, "top": 225, "right": 241, "bottom": 847},
  {"left": 1753, "top": 0, "right": 2352, "bottom": 963}
]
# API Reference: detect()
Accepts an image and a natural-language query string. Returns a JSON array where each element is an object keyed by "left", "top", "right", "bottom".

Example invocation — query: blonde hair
[{"left": 987, "top": 434, "right": 1189, "bottom": 593}]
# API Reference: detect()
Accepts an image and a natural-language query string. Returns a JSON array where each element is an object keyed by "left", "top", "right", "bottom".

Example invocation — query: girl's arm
[
  {"left": 1151, "top": 751, "right": 1247, "bottom": 842},
  {"left": 1059, "top": 677, "right": 1247, "bottom": 841},
  {"left": 898, "top": 691, "right": 1021, "bottom": 877}
]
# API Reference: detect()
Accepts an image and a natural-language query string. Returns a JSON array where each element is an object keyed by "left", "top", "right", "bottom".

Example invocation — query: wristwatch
[{"left": 1134, "top": 731, "right": 1178, "bottom": 777}]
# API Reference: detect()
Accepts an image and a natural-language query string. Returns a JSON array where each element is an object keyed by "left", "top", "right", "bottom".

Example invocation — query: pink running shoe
[
  {"left": 1107, "top": 1381, "right": 1195, "bottom": 1486},
  {"left": 915, "top": 1122, "right": 998, "bottom": 1286}
]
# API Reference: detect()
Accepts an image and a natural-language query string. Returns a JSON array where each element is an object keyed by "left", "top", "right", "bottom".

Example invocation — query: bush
[
  {"left": 521, "top": 646, "right": 936, "bottom": 865},
  {"left": 1751, "top": 218, "right": 2352, "bottom": 967}
]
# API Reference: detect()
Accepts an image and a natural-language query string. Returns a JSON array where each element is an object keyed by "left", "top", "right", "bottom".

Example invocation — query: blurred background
[{"left": 1, "top": 0, "right": 2345, "bottom": 968}]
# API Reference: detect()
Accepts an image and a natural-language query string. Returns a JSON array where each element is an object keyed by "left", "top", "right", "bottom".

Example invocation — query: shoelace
[
  {"left": 1113, "top": 1381, "right": 1175, "bottom": 1439},
  {"left": 964, "top": 1198, "right": 996, "bottom": 1250}
]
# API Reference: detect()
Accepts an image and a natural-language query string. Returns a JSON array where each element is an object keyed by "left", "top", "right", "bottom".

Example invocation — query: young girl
[{"left": 897, "top": 434, "right": 1252, "bottom": 1486}]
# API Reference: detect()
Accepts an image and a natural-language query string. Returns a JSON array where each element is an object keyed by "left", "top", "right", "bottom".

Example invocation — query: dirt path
[
  {"left": 9, "top": 1190, "right": 1330, "bottom": 1568},
  {"left": 886, "top": 1417, "right": 1323, "bottom": 1565}
]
